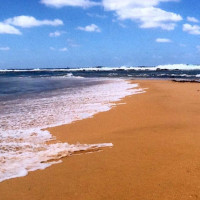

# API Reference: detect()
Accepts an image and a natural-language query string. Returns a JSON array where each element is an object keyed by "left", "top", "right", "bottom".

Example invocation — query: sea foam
[
  {"left": 0, "top": 78, "right": 144, "bottom": 182},
  {"left": 1, "top": 64, "right": 200, "bottom": 73}
]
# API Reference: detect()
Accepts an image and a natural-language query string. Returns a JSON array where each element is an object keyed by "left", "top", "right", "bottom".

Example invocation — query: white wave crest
[{"left": 1, "top": 64, "right": 200, "bottom": 72}]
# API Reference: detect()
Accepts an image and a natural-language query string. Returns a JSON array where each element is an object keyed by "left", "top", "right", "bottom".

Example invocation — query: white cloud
[
  {"left": 183, "top": 24, "right": 200, "bottom": 35},
  {"left": 0, "top": 22, "right": 21, "bottom": 35},
  {"left": 103, "top": 0, "right": 169, "bottom": 10},
  {"left": 40, "top": 0, "right": 100, "bottom": 8},
  {"left": 50, "top": 47, "right": 68, "bottom": 51},
  {"left": 49, "top": 30, "right": 66, "bottom": 37},
  {"left": 102, "top": 0, "right": 182, "bottom": 30},
  {"left": 156, "top": 38, "right": 172, "bottom": 43},
  {"left": 77, "top": 24, "right": 101, "bottom": 32},
  {"left": 59, "top": 47, "right": 68, "bottom": 51},
  {"left": 187, "top": 17, "right": 199, "bottom": 23},
  {"left": 0, "top": 47, "right": 10, "bottom": 51},
  {"left": 5, "top": 16, "right": 63, "bottom": 28}
]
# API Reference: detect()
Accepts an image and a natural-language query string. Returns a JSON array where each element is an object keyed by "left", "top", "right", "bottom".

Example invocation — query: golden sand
[{"left": 1, "top": 80, "right": 200, "bottom": 200}]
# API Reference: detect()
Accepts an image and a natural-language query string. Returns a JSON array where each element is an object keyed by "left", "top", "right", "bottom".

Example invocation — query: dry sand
[{"left": 1, "top": 80, "right": 200, "bottom": 200}]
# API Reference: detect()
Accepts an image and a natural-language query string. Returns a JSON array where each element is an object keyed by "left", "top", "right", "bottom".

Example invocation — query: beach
[{"left": 1, "top": 79, "right": 200, "bottom": 200}]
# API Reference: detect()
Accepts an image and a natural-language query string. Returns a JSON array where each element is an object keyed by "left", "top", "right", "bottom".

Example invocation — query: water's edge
[{"left": 0, "top": 80, "right": 145, "bottom": 183}]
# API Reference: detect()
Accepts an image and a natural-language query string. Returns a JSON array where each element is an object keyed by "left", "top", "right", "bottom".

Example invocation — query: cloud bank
[
  {"left": 40, "top": 0, "right": 182, "bottom": 31},
  {"left": 102, "top": 0, "right": 182, "bottom": 30}
]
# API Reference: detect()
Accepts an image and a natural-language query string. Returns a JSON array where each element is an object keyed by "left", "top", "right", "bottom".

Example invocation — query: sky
[{"left": 0, "top": 0, "right": 200, "bottom": 69}]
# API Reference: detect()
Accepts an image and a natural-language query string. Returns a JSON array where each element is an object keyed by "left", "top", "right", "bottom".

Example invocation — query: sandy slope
[{"left": 1, "top": 80, "right": 200, "bottom": 200}]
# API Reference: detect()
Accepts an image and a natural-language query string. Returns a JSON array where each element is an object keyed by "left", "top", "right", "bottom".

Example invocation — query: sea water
[
  {"left": 1, "top": 64, "right": 200, "bottom": 80},
  {"left": 0, "top": 74, "right": 144, "bottom": 182}
]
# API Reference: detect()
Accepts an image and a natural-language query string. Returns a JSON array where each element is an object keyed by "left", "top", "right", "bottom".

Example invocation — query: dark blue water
[
  {"left": 0, "top": 75, "right": 106, "bottom": 101},
  {"left": 1, "top": 67, "right": 200, "bottom": 80},
  {"left": 0, "top": 66, "right": 200, "bottom": 100}
]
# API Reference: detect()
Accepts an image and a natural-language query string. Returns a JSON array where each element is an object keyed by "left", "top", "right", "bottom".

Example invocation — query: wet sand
[{"left": 1, "top": 80, "right": 200, "bottom": 200}]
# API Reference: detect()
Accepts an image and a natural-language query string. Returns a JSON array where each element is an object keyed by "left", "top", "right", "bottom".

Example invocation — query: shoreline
[
  {"left": 1, "top": 80, "right": 200, "bottom": 200},
  {"left": 0, "top": 78, "right": 139, "bottom": 183},
  {"left": 46, "top": 80, "right": 145, "bottom": 144}
]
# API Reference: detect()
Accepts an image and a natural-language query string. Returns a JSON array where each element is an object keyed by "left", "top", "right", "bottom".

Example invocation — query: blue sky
[{"left": 0, "top": 0, "right": 200, "bottom": 68}]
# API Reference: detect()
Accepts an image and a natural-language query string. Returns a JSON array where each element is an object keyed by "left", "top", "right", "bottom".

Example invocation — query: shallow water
[{"left": 0, "top": 75, "right": 144, "bottom": 182}]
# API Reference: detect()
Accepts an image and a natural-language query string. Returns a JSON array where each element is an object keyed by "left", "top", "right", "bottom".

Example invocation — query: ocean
[
  {"left": 1, "top": 64, "right": 200, "bottom": 80},
  {"left": 0, "top": 64, "right": 199, "bottom": 182}
]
